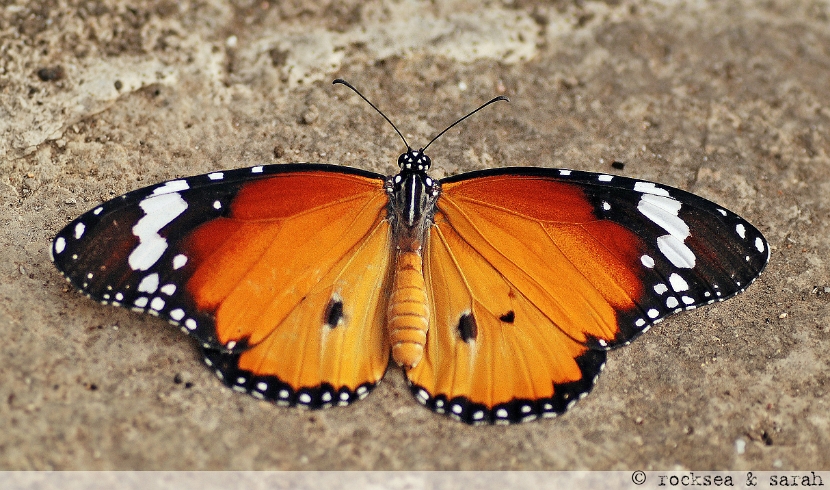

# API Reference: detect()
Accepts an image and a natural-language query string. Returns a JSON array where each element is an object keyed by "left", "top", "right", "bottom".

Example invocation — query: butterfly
[{"left": 51, "top": 80, "right": 769, "bottom": 424}]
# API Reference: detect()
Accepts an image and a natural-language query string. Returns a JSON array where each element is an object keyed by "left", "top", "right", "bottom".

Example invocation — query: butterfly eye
[
  {"left": 416, "top": 152, "right": 432, "bottom": 170},
  {"left": 397, "top": 153, "right": 408, "bottom": 168}
]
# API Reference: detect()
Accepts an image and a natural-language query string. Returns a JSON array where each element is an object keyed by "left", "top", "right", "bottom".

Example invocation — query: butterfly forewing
[
  {"left": 52, "top": 164, "right": 393, "bottom": 406},
  {"left": 404, "top": 167, "right": 768, "bottom": 424}
]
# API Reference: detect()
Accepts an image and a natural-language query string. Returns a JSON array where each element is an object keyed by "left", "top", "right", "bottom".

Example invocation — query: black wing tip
[
  {"left": 408, "top": 349, "right": 607, "bottom": 425},
  {"left": 51, "top": 251, "right": 224, "bottom": 348},
  {"left": 202, "top": 348, "right": 376, "bottom": 409},
  {"left": 600, "top": 257, "right": 771, "bottom": 351}
]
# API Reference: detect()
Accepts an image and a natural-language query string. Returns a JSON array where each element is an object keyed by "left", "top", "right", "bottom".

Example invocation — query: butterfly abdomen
[{"left": 387, "top": 250, "right": 429, "bottom": 368}]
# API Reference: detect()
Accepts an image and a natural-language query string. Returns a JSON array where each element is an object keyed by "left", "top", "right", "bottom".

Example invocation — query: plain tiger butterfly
[{"left": 51, "top": 80, "right": 769, "bottom": 424}]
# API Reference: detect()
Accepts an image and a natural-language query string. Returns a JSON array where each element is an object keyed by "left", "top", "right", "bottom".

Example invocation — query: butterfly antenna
[
  {"left": 421, "top": 95, "right": 509, "bottom": 152},
  {"left": 333, "top": 79, "right": 411, "bottom": 151}
]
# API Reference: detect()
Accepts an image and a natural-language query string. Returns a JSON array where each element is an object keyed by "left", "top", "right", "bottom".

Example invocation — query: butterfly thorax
[
  {"left": 386, "top": 149, "right": 441, "bottom": 245},
  {"left": 385, "top": 149, "right": 441, "bottom": 368}
]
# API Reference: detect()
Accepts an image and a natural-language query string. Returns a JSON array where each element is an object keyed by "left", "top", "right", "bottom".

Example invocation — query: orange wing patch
[
  {"left": 437, "top": 177, "right": 645, "bottom": 344},
  {"left": 228, "top": 217, "right": 392, "bottom": 399},
  {"left": 187, "top": 171, "right": 393, "bottom": 407},
  {"left": 406, "top": 175, "right": 646, "bottom": 423}
]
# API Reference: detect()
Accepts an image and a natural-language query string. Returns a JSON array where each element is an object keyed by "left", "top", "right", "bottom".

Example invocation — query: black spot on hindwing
[
  {"left": 458, "top": 313, "right": 478, "bottom": 342},
  {"left": 499, "top": 311, "right": 515, "bottom": 323},
  {"left": 324, "top": 298, "right": 344, "bottom": 328}
]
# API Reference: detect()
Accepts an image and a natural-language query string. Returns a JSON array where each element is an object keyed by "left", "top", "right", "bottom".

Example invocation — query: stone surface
[{"left": 1, "top": 0, "right": 828, "bottom": 470}]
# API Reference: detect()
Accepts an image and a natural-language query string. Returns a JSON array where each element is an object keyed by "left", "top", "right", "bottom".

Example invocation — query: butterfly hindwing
[
  {"left": 52, "top": 164, "right": 393, "bottom": 406},
  {"left": 405, "top": 167, "right": 768, "bottom": 424}
]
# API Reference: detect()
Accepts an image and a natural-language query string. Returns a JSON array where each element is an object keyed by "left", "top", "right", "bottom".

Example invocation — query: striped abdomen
[{"left": 387, "top": 250, "right": 429, "bottom": 368}]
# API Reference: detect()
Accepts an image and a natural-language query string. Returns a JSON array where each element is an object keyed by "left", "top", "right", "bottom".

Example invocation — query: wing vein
[
  {"left": 243, "top": 192, "right": 386, "bottom": 344},
  {"left": 257, "top": 195, "right": 389, "bottom": 388},
  {"left": 431, "top": 225, "right": 469, "bottom": 402},
  {"left": 438, "top": 197, "right": 598, "bottom": 346}
]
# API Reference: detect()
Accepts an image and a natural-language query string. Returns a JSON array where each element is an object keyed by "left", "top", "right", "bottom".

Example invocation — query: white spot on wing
[
  {"left": 755, "top": 237, "right": 765, "bottom": 253},
  {"left": 74, "top": 222, "right": 86, "bottom": 239},
  {"left": 634, "top": 181, "right": 670, "bottom": 197},
  {"left": 129, "top": 239, "right": 168, "bottom": 272},
  {"left": 137, "top": 273, "right": 160, "bottom": 294},
  {"left": 150, "top": 297, "right": 165, "bottom": 310},
  {"left": 170, "top": 308, "right": 185, "bottom": 321},
  {"left": 641, "top": 255, "right": 655, "bottom": 268},
  {"left": 160, "top": 284, "right": 176, "bottom": 295},
  {"left": 172, "top": 254, "right": 188, "bottom": 270},
  {"left": 669, "top": 273, "right": 689, "bottom": 292},
  {"left": 598, "top": 174, "right": 613, "bottom": 182},
  {"left": 647, "top": 309, "right": 659, "bottom": 318},
  {"left": 638, "top": 194, "right": 688, "bottom": 239},
  {"left": 252, "top": 166, "right": 263, "bottom": 173},
  {"left": 55, "top": 237, "right": 66, "bottom": 254},
  {"left": 128, "top": 192, "right": 188, "bottom": 271},
  {"left": 736, "top": 223, "right": 746, "bottom": 239},
  {"left": 208, "top": 172, "right": 224, "bottom": 180},
  {"left": 559, "top": 170, "right": 572, "bottom": 176},
  {"left": 152, "top": 180, "right": 189, "bottom": 195},
  {"left": 654, "top": 283, "right": 668, "bottom": 295},
  {"left": 657, "top": 235, "right": 696, "bottom": 268},
  {"left": 666, "top": 297, "right": 679, "bottom": 308}
]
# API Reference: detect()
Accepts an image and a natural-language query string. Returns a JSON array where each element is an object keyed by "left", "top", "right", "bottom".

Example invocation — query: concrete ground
[{"left": 1, "top": 0, "right": 828, "bottom": 470}]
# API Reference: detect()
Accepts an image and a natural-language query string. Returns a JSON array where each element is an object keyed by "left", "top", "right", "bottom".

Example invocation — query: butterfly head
[
  {"left": 388, "top": 149, "right": 440, "bottom": 231},
  {"left": 398, "top": 149, "right": 432, "bottom": 172}
]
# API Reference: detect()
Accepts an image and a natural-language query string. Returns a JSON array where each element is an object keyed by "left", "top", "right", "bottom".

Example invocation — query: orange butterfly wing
[
  {"left": 407, "top": 167, "right": 767, "bottom": 424},
  {"left": 52, "top": 164, "right": 393, "bottom": 408},
  {"left": 406, "top": 172, "right": 668, "bottom": 423},
  {"left": 186, "top": 170, "right": 393, "bottom": 407}
]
